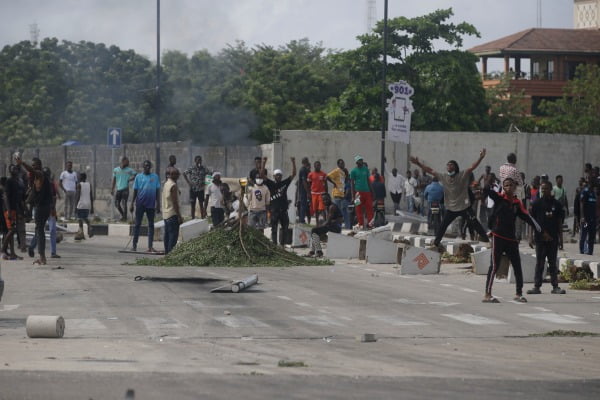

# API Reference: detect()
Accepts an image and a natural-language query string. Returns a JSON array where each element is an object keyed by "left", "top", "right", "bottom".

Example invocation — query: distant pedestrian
[
  {"left": 552, "top": 175, "right": 569, "bottom": 249},
  {"left": 403, "top": 170, "right": 417, "bottom": 213},
  {"left": 263, "top": 157, "right": 296, "bottom": 245},
  {"left": 183, "top": 155, "right": 209, "bottom": 219},
  {"left": 327, "top": 159, "right": 349, "bottom": 229},
  {"left": 307, "top": 161, "right": 329, "bottom": 225},
  {"left": 386, "top": 167, "right": 405, "bottom": 215},
  {"left": 111, "top": 156, "right": 136, "bottom": 221},
  {"left": 204, "top": 172, "right": 226, "bottom": 227},
  {"left": 130, "top": 160, "right": 161, "bottom": 253},
  {"left": 527, "top": 181, "right": 566, "bottom": 295},
  {"left": 19, "top": 157, "right": 52, "bottom": 265},
  {"left": 579, "top": 179, "right": 597, "bottom": 255},
  {"left": 75, "top": 172, "right": 94, "bottom": 239},
  {"left": 297, "top": 157, "right": 311, "bottom": 224},
  {"left": 59, "top": 160, "right": 78, "bottom": 220},
  {"left": 350, "top": 155, "right": 373, "bottom": 229},
  {"left": 162, "top": 167, "right": 183, "bottom": 254},
  {"left": 247, "top": 174, "right": 270, "bottom": 229},
  {"left": 1, "top": 166, "right": 21, "bottom": 260},
  {"left": 165, "top": 155, "right": 177, "bottom": 180}
]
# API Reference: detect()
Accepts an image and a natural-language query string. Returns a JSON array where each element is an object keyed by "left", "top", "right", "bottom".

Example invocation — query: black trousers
[
  {"left": 34, "top": 205, "right": 51, "bottom": 258},
  {"left": 434, "top": 206, "right": 489, "bottom": 245},
  {"left": 535, "top": 240, "right": 559, "bottom": 288},
  {"left": 270, "top": 208, "right": 289, "bottom": 245},
  {"left": 485, "top": 235, "right": 523, "bottom": 296}
]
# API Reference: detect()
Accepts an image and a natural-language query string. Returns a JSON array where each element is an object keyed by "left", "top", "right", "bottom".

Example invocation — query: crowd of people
[{"left": 2, "top": 151, "right": 597, "bottom": 273}]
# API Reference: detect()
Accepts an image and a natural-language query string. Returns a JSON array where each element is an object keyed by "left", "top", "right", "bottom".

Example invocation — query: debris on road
[
  {"left": 211, "top": 274, "right": 259, "bottom": 293},
  {"left": 357, "top": 333, "right": 377, "bottom": 343},
  {"left": 26, "top": 315, "right": 65, "bottom": 338},
  {"left": 136, "top": 222, "right": 333, "bottom": 267}
]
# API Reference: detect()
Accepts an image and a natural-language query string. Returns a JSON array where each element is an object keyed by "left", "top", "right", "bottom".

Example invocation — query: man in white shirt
[
  {"left": 404, "top": 170, "right": 417, "bottom": 213},
  {"left": 386, "top": 167, "right": 405, "bottom": 215},
  {"left": 59, "top": 161, "right": 78, "bottom": 220},
  {"left": 204, "top": 172, "right": 226, "bottom": 226}
]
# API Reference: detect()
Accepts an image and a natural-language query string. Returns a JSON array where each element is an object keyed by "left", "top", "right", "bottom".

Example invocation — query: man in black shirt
[
  {"left": 527, "top": 182, "right": 566, "bottom": 295},
  {"left": 1, "top": 165, "right": 22, "bottom": 260},
  {"left": 579, "top": 180, "right": 597, "bottom": 255},
  {"left": 18, "top": 157, "right": 52, "bottom": 265},
  {"left": 248, "top": 156, "right": 267, "bottom": 187},
  {"left": 297, "top": 157, "right": 311, "bottom": 224},
  {"left": 307, "top": 193, "right": 343, "bottom": 257},
  {"left": 262, "top": 157, "right": 296, "bottom": 246}
]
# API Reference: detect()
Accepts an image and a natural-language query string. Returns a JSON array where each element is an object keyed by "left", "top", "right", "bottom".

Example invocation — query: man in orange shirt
[{"left": 307, "top": 161, "right": 329, "bottom": 225}]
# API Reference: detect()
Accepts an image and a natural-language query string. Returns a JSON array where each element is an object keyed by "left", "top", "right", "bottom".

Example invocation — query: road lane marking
[
  {"left": 0, "top": 305, "right": 19, "bottom": 312},
  {"left": 66, "top": 319, "right": 107, "bottom": 330},
  {"left": 460, "top": 288, "right": 478, "bottom": 293},
  {"left": 290, "top": 315, "right": 346, "bottom": 327},
  {"left": 442, "top": 314, "right": 506, "bottom": 325},
  {"left": 214, "top": 316, "right": 270, "bottom": 328},
  {"left": 276, "top": 296, "right": 293, "bottom": 301},
  {"left": 533, "top": 307, "right": 552, "bottom": 312},
  {"left": 369, "top": 315, "right": 429, "bottom": 326},
  {"left": 294, "top": 302, "right": 311, "bottom": 307},
  {"left": 365, "top": 268, "right": 377, "bottom": 272},
  {"left": 429, "top": 301, "right": 460, "bottom": 307},
  {"left": 137, "top": 317, "right": 189, "bottom": 330},
  {"left": 183, "top": 300, "right": 246, "bottom": 309},
  {"left": 518, "top": 313, "right": 587, "bottom": 324},
  {"left": 440, "top": 283, "right": 455, "bottom": 287}
]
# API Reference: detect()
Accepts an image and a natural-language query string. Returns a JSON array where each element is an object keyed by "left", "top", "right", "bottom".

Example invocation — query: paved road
[{"left": 1, "top": 236, "right": 599, "bottom": 399}]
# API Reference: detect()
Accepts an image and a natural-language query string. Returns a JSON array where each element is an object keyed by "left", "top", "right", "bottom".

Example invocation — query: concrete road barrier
[
  {"left": 179, "top": 219, "right": 209, "bottom": 242},
  {"left": 471, "top": 249, "right": 491, "bottom": 275},
  {"left": 326, "top": 232, "right": 361, "bottom": 259},
  {"left": 401, "top": 245, "right": 441, "bottom": 275},
  {"left": 366, "top": 236, "right": 399, "bottom": 264},
  {"left": 26, "top": 315, "right": 65, "bottom": 338},
  {"left": 507, "top": 253, "right": 543, "bottom": 284}
]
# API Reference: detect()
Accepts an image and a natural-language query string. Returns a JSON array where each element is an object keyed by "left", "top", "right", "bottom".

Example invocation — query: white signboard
[{"left": 386, "top": 81, "right": 414, "bottom": 144}]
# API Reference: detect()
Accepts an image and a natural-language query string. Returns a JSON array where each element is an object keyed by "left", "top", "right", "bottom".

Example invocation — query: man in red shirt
[{"left": 307, "top": 161, "right": 329, "bottom": 225}]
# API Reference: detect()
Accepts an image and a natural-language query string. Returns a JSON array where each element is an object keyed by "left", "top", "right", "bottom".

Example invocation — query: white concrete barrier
[
  {"left": 508, "top": 253, "right": 543, "bottom": 284},
  {"left": 108, "top": 224, "right": 130, "bottom": 237},
  {"left": 292, "top": 224, "right": 312, "bottom": 247},
  {"left": 471, "top": 249, "right": 491, "bottom": 275},
  {"left": 179, "top": 219, "right": 209, "bottom": 242},
  {"left": 401, "top": 245, "right": 441, "bottom": 275},
  {"left": 590, "top": 262, "right": 600, "bottom": 279},
  {"left": 366, "top": 235, "right": 399, "bottom": 264},
  {"left": 326, "top": 232, "right": 361, "bottom": 259}
]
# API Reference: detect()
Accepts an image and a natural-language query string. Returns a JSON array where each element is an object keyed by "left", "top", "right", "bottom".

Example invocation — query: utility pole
[
  {"left": 155, "top": 0, "right": 161, "bottom": 176},
  {"left": 380, "top": 0, "right": 388, "bottom": 174}
]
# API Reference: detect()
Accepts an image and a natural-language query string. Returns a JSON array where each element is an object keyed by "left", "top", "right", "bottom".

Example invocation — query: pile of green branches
[{"left": 136, "top": 222, "right": 332, "bottom": 267}]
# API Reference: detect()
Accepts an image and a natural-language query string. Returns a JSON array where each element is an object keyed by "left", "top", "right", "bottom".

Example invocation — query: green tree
[
  {"left": 539, "top": 64, "right": 600, "bottom": 135},
  {"left": 315, "top": 8, "right": 489, "bottom": 132}
]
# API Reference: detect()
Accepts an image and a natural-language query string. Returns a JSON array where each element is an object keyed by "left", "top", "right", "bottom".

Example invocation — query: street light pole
[
  {"left": 155, "top": 0, "right": 161, "bottom": 175},
  {"left": 380, "top": 0, "right": 388, "bottom": 175}
]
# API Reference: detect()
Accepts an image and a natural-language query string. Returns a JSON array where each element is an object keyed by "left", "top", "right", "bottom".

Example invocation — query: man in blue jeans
[
  {"left": 162, "top": 167, "right": 183, "bottom": 254},
  {"left": 130, "top": 160, "right": 161, "bottom": 253}
]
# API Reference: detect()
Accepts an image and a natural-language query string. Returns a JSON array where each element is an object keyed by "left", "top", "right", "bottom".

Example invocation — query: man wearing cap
[
  {"left": 204, "top": 172, "right": 226, "bottom": 226},
  {"left": 262, "top": 157, "right": 296, "bottom": 245},
  {"left": 350, "top": 155, "right": 373, "bottom": 229}
]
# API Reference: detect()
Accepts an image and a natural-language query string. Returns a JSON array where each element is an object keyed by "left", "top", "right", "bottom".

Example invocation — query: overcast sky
[{"left": 1, "top": 0, "right": 574, "bottom": 61}]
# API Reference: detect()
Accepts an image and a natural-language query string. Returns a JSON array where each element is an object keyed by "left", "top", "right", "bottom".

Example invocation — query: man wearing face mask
[
  {"left": 410, "top": 149, "right": 490, "bottom": 249},
  {"left": 247, "top": 172, "right": 270, "bottom": 230}
]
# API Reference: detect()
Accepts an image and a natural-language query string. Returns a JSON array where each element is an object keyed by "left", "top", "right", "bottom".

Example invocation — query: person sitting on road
[{"left": 307, "top": 193, "right": 343, "bottom": 258}]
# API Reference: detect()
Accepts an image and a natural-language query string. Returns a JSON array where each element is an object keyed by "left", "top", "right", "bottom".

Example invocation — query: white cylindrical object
[
  {"left": 230, "top": 274, "right": 258, "bottom": 293},
  {"left": 26, "top": 315, "right": 65, "bottom": 338}
]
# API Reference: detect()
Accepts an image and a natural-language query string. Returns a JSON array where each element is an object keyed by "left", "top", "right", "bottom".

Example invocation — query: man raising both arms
[{"left": 410, "top": 149, "right": 490, "bottom": 249}]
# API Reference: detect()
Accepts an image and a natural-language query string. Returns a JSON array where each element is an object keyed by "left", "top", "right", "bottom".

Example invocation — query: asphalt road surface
[{"left": 1, "top": 236, "right": 599, "bottom": 399}]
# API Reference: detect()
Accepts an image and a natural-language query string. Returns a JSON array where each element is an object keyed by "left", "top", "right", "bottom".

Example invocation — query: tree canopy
[{"left": 6, "top": 8, "right": 590, "bottom": 147}]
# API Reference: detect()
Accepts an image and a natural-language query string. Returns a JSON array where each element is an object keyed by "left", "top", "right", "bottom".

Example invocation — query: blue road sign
[{"left": 107, "top": 128, "right": 122, "bottom": 148}]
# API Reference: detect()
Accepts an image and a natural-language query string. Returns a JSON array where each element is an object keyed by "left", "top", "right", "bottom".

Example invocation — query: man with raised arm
[{"left": 410, "top": 149, "right": 490, "bottom": 249}]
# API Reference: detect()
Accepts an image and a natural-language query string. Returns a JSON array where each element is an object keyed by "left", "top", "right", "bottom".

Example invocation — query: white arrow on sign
[{"left": 110, "top": 129, "right": 120, "bottom": 146}]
